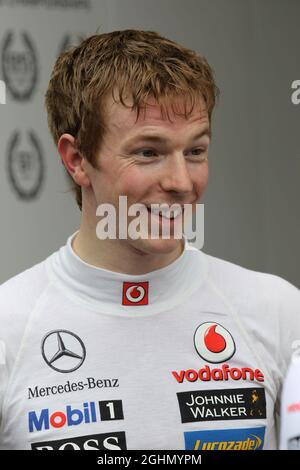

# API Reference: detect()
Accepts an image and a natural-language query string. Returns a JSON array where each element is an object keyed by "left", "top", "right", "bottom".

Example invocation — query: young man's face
[{"left": 85, "top": 93, "right": 210, "bottom": 255}]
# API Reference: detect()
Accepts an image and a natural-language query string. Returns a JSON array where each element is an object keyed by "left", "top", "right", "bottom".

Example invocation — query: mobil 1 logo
[{"left": 99, "top": 400, "right": 124, "bottom": 421}]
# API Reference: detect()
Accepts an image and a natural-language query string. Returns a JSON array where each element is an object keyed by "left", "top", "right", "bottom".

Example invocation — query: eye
[
  {"left": 132, "top": 147, "right": 208, "bottom": 159},
  {"left": 188, "top": 148, "right": 206, "bottom": 157},
  {"left": 134, "top": 148, "right": 158, "bottom": 157}
]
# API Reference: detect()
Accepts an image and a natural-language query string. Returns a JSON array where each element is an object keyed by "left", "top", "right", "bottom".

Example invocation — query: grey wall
[
  {"left": 0, "top": 0, "right": 299, "bottom": 287},
  {"left": 0, "top": 0, "right": 107, "bottom": 282}
]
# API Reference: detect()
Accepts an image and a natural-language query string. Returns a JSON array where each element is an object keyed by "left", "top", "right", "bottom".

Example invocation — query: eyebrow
[{"left": 124, "top": 127, "right": 211, "bottom": 146}]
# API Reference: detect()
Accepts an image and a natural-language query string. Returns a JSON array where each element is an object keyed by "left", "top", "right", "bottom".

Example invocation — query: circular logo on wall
[
  {"left": 41, "top": 330, "right": 86, "bottom": 373},
  {"left": 194, "top": 322, "right": 236, "bottom": 363},
  {"left": 1, "top": 31, "right": 38, "bottom": 101},
  {"left": 7, "top": 130, "right": 45, "bottom": 200}
]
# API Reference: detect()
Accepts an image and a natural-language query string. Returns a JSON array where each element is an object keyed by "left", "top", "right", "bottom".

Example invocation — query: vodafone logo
[
  {"left": 126, "top": 286, "right": 145, "bottom": 303},
  {"left": 194, "top": 322, "right": 236, "bottom": 363},
  {"left": 122, "top": 282, "right": 149, "bottom": 306}
]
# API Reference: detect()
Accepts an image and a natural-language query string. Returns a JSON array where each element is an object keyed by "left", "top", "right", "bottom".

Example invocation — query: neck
[
  {"left": 72, "top": 219, "right": 184, "bottom": 275},
  {"left": 47, "top": 225, "right": 207, "bottom": 316}
]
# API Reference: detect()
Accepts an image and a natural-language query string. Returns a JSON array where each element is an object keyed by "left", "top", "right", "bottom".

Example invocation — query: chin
[{"left": 131, "top": 236, "right": 183, "bottom": 255}]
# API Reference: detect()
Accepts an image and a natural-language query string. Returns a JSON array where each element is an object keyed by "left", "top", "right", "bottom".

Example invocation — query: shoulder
[
  {"left": 0, "top": 259, "right": 51, "bottom": 423},
  {"left": 203, "top": 250, "right": 300, "bottom": 305},
  {"left": 202, "top": 251, "right": 300, "bottom": 367},
  {"left": 0, "top": 258, "right": 49, "bottom": 304},
  {"left": 0, "top": 259, "right": 51, "bottom": 342}
]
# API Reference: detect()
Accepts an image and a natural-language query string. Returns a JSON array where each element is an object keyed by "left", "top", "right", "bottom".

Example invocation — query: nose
[{"left": 160, "top": 153, "right": 194, "bottom": 194}]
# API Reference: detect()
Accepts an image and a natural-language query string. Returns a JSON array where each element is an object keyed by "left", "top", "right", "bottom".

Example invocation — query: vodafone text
[{"left": 172, "top": 364, "right": 265, "bottom": 383}]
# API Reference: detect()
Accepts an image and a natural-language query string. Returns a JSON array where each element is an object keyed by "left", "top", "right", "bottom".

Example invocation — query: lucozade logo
[
  {"left": 194, "top": 322, "right": 236, "bottom": 363},
  {"left": 184, "top": 427, "right": 265, "bottom": 450}
]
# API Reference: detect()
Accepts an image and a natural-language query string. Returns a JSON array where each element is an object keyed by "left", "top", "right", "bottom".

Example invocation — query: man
[{"left": 0, "top": 29, "right": 299, "bottom": 451}]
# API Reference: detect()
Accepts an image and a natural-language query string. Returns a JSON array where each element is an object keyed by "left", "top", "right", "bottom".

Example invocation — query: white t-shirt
[
  {"left": 280, "top": 352, "right": 300, "bottom": 449},
  {"left": 0, "top": 232, "right": 299, "bottom": 450}
]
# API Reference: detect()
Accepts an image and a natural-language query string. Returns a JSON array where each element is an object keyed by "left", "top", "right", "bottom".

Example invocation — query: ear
[{"left": 57, "top": 133, "right": 91, "bottom": 188}]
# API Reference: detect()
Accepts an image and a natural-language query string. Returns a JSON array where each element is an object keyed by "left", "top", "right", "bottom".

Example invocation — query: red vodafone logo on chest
[
  {"left": 194, "top": 322, "right": 236, "bottom": 363},
  {"left": 122, "top": 281, "right": 149, "bottom": 306},
  {"left": 171, "top": 321, "right": 265, "bottom": 383}
]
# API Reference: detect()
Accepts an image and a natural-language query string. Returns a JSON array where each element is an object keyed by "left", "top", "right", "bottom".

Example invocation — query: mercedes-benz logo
[{"left": 41, "top": 330, "right": 86, "bottom": 373}]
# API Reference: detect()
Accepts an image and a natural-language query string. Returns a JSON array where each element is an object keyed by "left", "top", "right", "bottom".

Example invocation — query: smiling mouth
[{"left": 146, "top": 206, "right": 183, "bottom": 220}]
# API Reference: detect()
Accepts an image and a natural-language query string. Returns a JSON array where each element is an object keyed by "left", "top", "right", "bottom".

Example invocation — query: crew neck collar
[{"left": 46, "top": 231, "right": 208, "bottom": 316}]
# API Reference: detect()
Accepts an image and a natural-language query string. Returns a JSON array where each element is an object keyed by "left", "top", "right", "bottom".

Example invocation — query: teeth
[{"left": 148, "top": 206, "right": 183, "bottom": 219}]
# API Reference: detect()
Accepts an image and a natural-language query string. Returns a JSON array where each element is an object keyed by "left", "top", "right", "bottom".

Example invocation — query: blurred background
[{"left": 0, "top": 0, "right": 299, "bottom": 287}]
